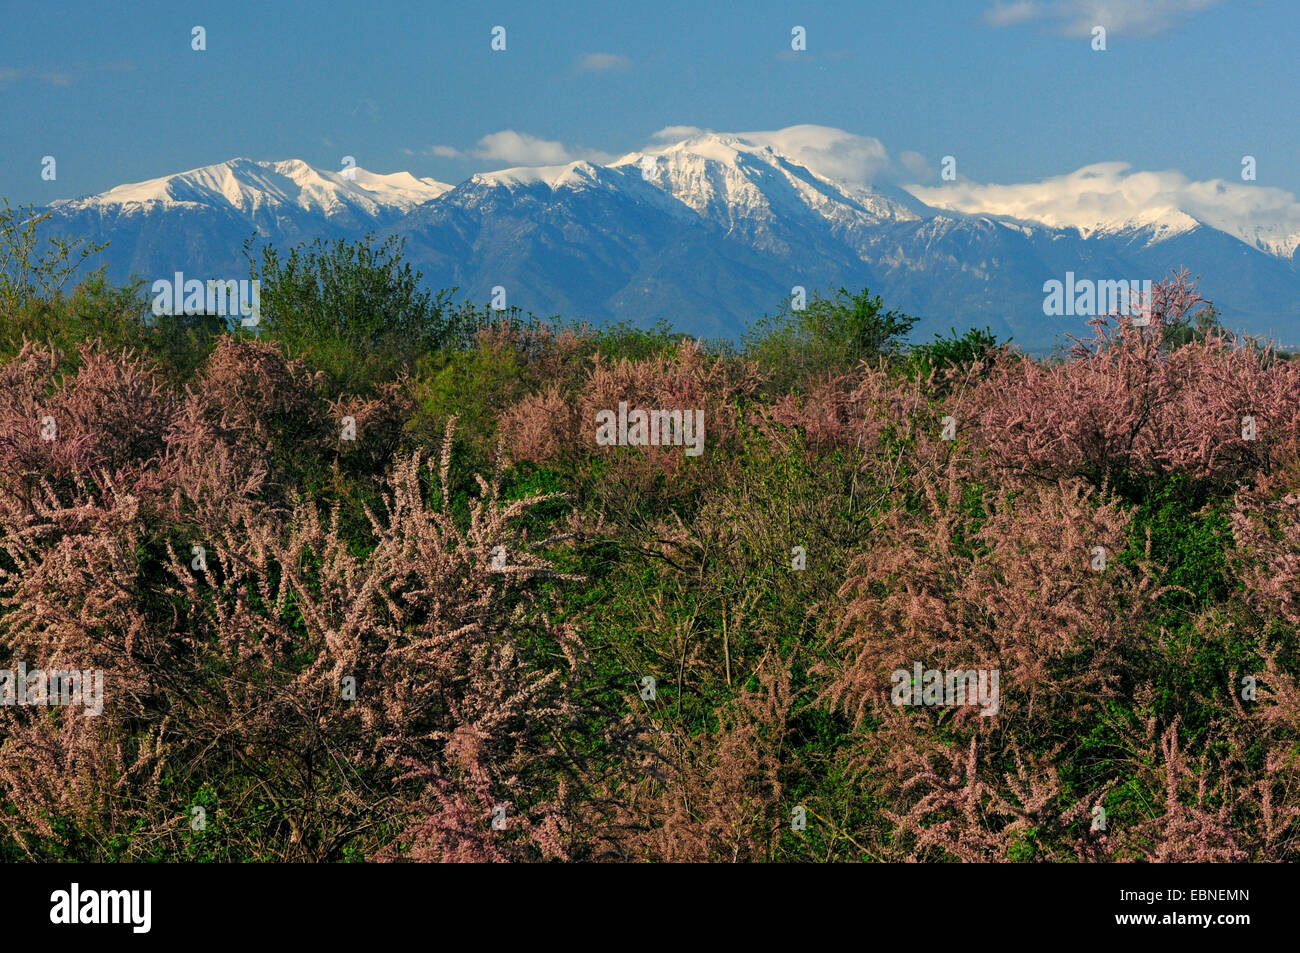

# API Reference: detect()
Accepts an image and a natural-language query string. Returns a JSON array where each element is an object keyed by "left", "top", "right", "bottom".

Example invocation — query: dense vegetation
[{"left": 1, "top": 214, "right": 1297, "bottom": 861}]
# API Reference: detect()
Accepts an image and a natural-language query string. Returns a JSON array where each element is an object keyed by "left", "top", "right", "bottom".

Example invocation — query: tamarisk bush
[
  {"left": 155, "top": 423, "right": 590, "bottom": 862},
  {"left": 0, "top": 333, "right": 610, "bottom": 860},
  {"left": 969, "top": 270, "right": 1300, "bottom": 493},
  {"left": 500, "top": 339, "right": 760, "bottom": 473},
  {"left": 2, "top": 265, "right": 1298, "bottom": 862}
]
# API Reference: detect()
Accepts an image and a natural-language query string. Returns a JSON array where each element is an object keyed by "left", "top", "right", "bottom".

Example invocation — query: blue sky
[{"left": 2, "top": 0, "right": 1296, "bottom": 205}]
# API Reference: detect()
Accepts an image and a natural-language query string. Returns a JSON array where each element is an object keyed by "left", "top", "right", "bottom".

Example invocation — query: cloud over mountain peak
[{"left": 908, "top": 160, "right": 1300, "bottom": 257}]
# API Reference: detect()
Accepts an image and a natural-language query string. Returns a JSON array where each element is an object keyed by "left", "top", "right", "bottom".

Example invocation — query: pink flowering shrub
[
  {"left": 969, "top": 272, "right": 1300, "bottom": 490},
  {"left": 1230, "top": 462, "right": 1300, "bottom": 630},
  {"left": 500, "top": 339, "right": 761, "bottom": 476},
  {"left": 626, "top": 664, "right": 793, "bottom": 862},
  {"left": 3, "top": 267, "right": 1299, "bottom": 863},
  {"left": 762, "top": 361, "right": 930, "bottom": 456},
  {"left": 0, "top": 332, "right": 616, "bottom": 861},
  {"left": 0, "top": 340, "right": 172, "bottom": 507},
  {"left": 821, "top": 460, "right": 1156, "bottom": 730}
]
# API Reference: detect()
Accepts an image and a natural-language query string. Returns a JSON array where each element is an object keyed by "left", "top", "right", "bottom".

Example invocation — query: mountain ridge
[{"left": 32, "top": 132, "right": 1300, "bottom": 350}]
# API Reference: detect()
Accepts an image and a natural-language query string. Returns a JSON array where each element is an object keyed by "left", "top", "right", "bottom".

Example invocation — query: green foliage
[
  {"left": 145, "top": 308, "right": 228, "bottom": 383},
  {"left": 408, "top": 344, "right": 525, "bottom": 457},
  {"left": 1162, "top": 302, "right": 1223, "bottom": 350},
  {"left": 0, "top": 270, "right": 225, "bottom": 385},
  {"left": 0, "top": 198, "right": 108, "bottom": 312},
  {"left": 744, "top": 285, "right": 918, "bottom": 392},
  {"left": 245, "top": 232, "right": 479, "bottom": 392},
  {"left": 905, "top": 326, "right": 1001, "bottom": 382},
  {"left": 803, "top": 286, "right": 918, "bottom": 358},
  {"left": 1122, "top": 474, "right": 1232, "bottom": 617},
  {"left": 2, "top": 276, "right": 139, "bottom": 361},
  {"left": 1119, "top": 475, "right": 1247, "bottom": 735},
  {"left": 583, "top": 318, "right": 681, "bottom": 362}
]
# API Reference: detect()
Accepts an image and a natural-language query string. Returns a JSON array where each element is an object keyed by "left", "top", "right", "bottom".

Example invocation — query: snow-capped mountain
[
  {"left": 611, "top": 133, "right": 926, "bottom": 239},
  {"left": 33, "top": 133, "right": 1300, "bottom": 349},
  {"left": 41, "top": 158, "right": 455, "bottom": 285},
  {"left": 51, "top": 157, "right": 451, "bottom": 219},
  {"left": 908, "top": 160, "right": 1300, "bottom": 261}
]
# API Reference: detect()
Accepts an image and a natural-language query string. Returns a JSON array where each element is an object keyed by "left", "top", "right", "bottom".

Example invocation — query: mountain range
[{"left": 37, "top": 130, "right": 1300, "bottom": 351}]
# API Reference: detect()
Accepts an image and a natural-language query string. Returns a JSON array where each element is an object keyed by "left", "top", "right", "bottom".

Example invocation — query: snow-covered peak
[
  {"left": 609, "top": 131, "right": 925, "bottom": 236},
  {"left": 338, "top": 168, "right": 454, "bottom": 208},
  {"left": 907, "top": 161, "right": 1300, "bottom": 258},
  {"left": 471, "top": 160, "right": 607, "bottom": 190},
  {"left": 1071, "top": 207, "right": 1201, "bottom": 242},
  {"left": 51, "top": 157, "right": 452, "bottom": 217},
  {"left": 43, "top": 128, "right": 1300, "bottom": 262},
  {"left": 644, "top": 132, "right": 774, "bottom": 165}
]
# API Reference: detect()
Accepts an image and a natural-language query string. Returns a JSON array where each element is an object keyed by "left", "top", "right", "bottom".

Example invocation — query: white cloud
[
  {"left": 577, "top": 52, "right": 632, "bottom": 72},
  {"left": 424, "top": 130, "right": 614, "bottom": 166},
  {"left": 477, "top": 131, "right": 577, "bottom": 164},
  {"left": 984, "top": 0, "right": 1220, "bottom": 36},
  {"left": 985, "top": 1, "right": 1041, "bottom": 26},
  {"left": 897, "top": 150, "right": 933, "bottom": 181},
  {"left": 640, "top": 124, "right": 919, "bottom": 187},
  {"left": 651, "top": 125, "right": 710, "bottom": 141},
  {"left": 735, "top": 125, "right": 895, "bottom": 186},
  {"left": 907, "top": 161, "right": 1300, "bottom": 256},
  {"left": 0, "top": 61, "right": 134, "bottom": 87}
]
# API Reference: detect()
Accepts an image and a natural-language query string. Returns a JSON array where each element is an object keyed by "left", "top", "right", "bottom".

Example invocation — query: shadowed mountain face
[{"left": 37, "top": 137, "right": 1300, "bottom": 351}]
